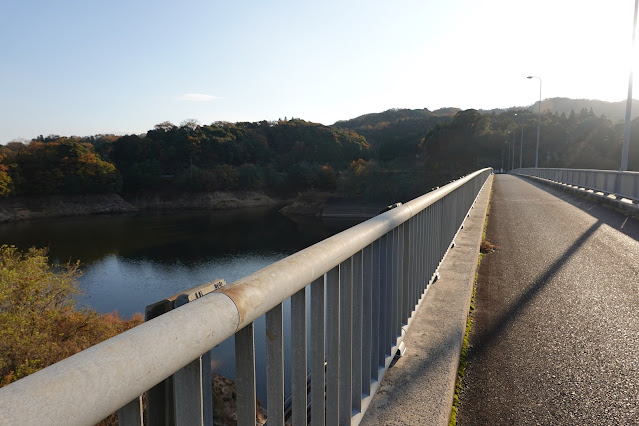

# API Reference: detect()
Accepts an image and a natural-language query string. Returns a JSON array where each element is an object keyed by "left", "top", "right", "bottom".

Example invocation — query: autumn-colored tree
[
  {"left": 339, "top": 158, "right": 370, "bottom": 196},
  {"left": 61, "top": 150, "right": 120, "bottom": 194},
  {"left": 0, "top": 156, "right": 12, "bottom": 197},
  {"left": 0, "top": 139, "right": 120, "bottom": 195},
  {"left": 0, "top": 245, "right": 142, "bottom": 387},
  {"left": 317, "top": 164, "right": 338, "bottom": 190}
]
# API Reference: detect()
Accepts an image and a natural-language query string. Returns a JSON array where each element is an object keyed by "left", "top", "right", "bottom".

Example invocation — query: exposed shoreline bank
[
  {"left": 0, "top": 190, "right": 389, "bottom": 223},
  {"left": 0, "top": 191, "right": 279, "bottom": 223},
  {"left": 0, "top": 193, "right": 136, "bottom": 223}
]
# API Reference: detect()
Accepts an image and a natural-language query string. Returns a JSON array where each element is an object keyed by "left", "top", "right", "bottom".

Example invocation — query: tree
[
  {"left": 153, "top": 121, "right": 177, "bottom": 132},
  {"left": 125, "top": 159, "right": 163, "bottom": 192},
  {"left": 317, "top": 165, "right": 338, "bottom": 190},
  {"left": 180, "top": 119, "right": 200, "bottom": 132},
  {"left": 0, "top": 245, "right": 143, "bottom": 386},
  {"left": 61, "top": 151, "right": 120, "bottom": 194},
  {"left": 238, "top": 164, "right": 263, "bottom": 189},
  {"left": 0, "top": 156, "right": 12, "bottom": 197},
  {"left": 0, "top": 139, "right": 120, "bottom": 196},
  {"left": 213, "top": 164, "right": 239, "bottom": 190}
]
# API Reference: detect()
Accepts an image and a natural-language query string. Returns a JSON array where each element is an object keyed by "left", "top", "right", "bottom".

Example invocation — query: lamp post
[
  {"left": 621, "top": 0, "right": 639, "bottom": 171},
  {"left": 527, "top": 76, "right": 542, "bottom": 168},
  {"left": 512, "top": 131, "right": 516, "bottom": 170},
  {"left": 520, "top": 116, "right": 524, "bottom": 168},
  {"left": 515, "top": 113, "right": 524, "bottom": 168}
]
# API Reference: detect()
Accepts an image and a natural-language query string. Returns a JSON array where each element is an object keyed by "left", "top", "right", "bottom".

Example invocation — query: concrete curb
[
  {"left": 514, "top": 173, "right": 639, "bottom": 216},
  {"left": 360, "top": 174, "right": 493, "bottom": 426}
]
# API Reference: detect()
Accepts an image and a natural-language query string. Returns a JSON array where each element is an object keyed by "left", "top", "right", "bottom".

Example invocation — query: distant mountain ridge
[
  {"left": 332, "top": 107, "right": 459, "bottom": 129},
  {"left": 334, "top": 98, "right": 639, "bottom": 129},
  {"left": 329, "top": 98, "right": 639, "bottom": 163},
  {"left": 477, "top": 97, "right": 639, "bottom": 123},
  {"left": 533, "top": 97, "right": 639, "bottom": 122},
  {"left": 332, "top": 107, "right": 457, "bottom": 161}
]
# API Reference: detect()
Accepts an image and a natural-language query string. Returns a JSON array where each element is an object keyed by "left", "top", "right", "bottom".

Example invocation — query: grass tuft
[{"left": 449, "top": 183, "right": 492, "bottom": 425}]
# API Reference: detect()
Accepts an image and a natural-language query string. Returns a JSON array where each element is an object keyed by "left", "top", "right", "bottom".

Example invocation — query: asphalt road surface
[{"left": 457, "top": 174, "right": 639, "bottom": 425}]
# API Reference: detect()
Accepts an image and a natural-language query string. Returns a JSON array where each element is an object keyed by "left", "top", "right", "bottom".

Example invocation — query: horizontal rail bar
[
  {"left": 0, "top": 168, "right": 493, "bottom": 425},
  {"left": 514, "top": 167, "right": 639, "bottom": 203}
]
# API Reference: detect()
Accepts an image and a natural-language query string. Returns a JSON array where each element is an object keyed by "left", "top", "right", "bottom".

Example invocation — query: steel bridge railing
[
  {"left": 0, "top": 168, "right": 493, "bottom": 426},
  {"left": 513, "top": 167, "right": 639, "bottom": 205}
]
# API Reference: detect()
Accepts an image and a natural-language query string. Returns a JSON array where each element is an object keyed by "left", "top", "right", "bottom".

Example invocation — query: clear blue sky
[{"left": 1, "top": 0, "right": 637, "bottom": 143}]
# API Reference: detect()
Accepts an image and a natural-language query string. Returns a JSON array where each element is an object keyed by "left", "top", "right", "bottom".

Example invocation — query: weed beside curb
[{"left": 449, "top": 184, "right": 493, "bottom": 426}]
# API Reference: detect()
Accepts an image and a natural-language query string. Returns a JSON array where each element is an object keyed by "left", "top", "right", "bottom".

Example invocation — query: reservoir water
[{"left": 0, "top": 207, "right": 362, "bottom": 405}]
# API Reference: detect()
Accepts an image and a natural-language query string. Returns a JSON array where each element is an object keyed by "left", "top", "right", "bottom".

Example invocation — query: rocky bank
[
  {"left": 0, "top": 191, "right": 279, "bottom": 223},
  {"left": 0, "top": 194, "right": 136, "bottom": 223}
]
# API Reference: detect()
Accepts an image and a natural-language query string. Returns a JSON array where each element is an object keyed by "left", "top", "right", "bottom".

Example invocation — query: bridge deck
[{"left": 458, "top": 174, "right": 639, "bottom": 424}]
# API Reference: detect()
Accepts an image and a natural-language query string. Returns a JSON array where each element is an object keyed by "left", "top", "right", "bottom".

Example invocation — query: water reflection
[
  {"left": 0, "top": 208, "right": 359, "bottom": 314},
  {"left": 1, "top": 208, "right": 346, "bottom": 265},
  {"left": 0, "top": 207, "right": 363, "bottom": 407}
]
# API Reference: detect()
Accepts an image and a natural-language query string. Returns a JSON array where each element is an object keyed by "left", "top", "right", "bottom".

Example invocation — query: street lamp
[
  {"left": 515, "top": 113, "right": 524, "bottom": 168},
  {"left": 512, "top": 131, "right": 516, "bottom": 170},
  {"left": 621, "top": 0, "right": 638, "bottom": 171},
  {"left": 519, "top": 116, "right": 524, "bottom": 168},
  {"left": 527, "top": 76, "right": 542, "bottom": 168}
]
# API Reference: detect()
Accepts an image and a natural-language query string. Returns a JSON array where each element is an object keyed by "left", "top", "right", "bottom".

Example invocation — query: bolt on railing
[{"left": 0, "top": 168, "right": 493, "bottom": 426}]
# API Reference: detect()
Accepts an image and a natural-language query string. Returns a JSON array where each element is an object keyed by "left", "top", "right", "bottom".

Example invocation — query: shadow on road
[
  {"left": 512, "top": 174, "right": 639, "bottom": 243},
  {"left": 467, "top": 218, "right": 602, "bottom": 362},
  {"left": 369, "top": 217, "right": 606, "bottom": 417}
]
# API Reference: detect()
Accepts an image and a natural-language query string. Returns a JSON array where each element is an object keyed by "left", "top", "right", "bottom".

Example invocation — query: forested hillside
[
  {"left": 534, "top": 98, "right": 639, "bottom": 122},
  {"left": 480, "top": 98, "right": 639, "bottom": 123},
  {"left": 420, "top": 107, "right": 639, "bottom": 174},
  {"left": 0, "top": 119, "right": 369, "bottom": 197},
  {"left": 333, "top": 108, "right": 454, "bottom": 161},
  {"left": 1, "top": 101, "right": 638, "bottom": 205}
]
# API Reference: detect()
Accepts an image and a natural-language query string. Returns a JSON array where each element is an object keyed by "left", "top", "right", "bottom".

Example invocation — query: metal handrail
[
  {"left": 0, "top": 168, "right": 493, "bottom": 426},
  {"left": 513, "top": 167, "right": 639, "bottom": 204}
]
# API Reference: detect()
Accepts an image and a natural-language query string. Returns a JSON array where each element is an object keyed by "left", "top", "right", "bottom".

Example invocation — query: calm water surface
[
  {"left": 0, "top": 208, "right": 358, "bottom": 315},
  {"left": 0, "top": 207, "right": 362, "bottom": 403}
]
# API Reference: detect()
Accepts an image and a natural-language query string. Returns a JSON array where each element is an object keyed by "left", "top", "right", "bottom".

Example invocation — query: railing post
[
  {"left": 173, "top": 357, "right": 204, "bottom": 426},
  {"left": 172, "top": 297, "right": 212, "bottom": 426},
  {"left": 352, "top": 251, "right": 363, "bottom": 414},
  {"left": 408, "top": 218, "right": 416, "bottom": 312},
  {"left": 402, "top": 221, "right": 410, "bottom": 325},
  {"left": 361, "top": 245, "right": 373, "bottom": 397},
  {"left": 235, "top": 324, "right": 256, "bottom": 426},
  {"left": 338, "top": 258, "right": 353, "bottom": 424},
  {"left": 378, "top": 234, "right": 388, "bottom": 369},
  {"left": 118, "top": 396, "right": 143, "bottom": 426},
  {"left": 144, "top": 282, "right": 222, "bottom": 426},
  {"left": 394, "top": 226, "right": 401, "bottom": 338},
  {"left": 371, "top": 240, "right": 381, "bottom": 383},
  {"left": 326, "top": 266, "right": 340, "bottom": 425},
  {"left": 386, "top": 230, "right": 394, "bottom": 355},
  {"left": 291, "top": 286, "right": 307, "bottom": 426},
  {"left": 266, "top": 304, "right": 285, "bottom": 426},
  {"left": 310, "top": 276, "right": 325, "bottom": 426}
]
